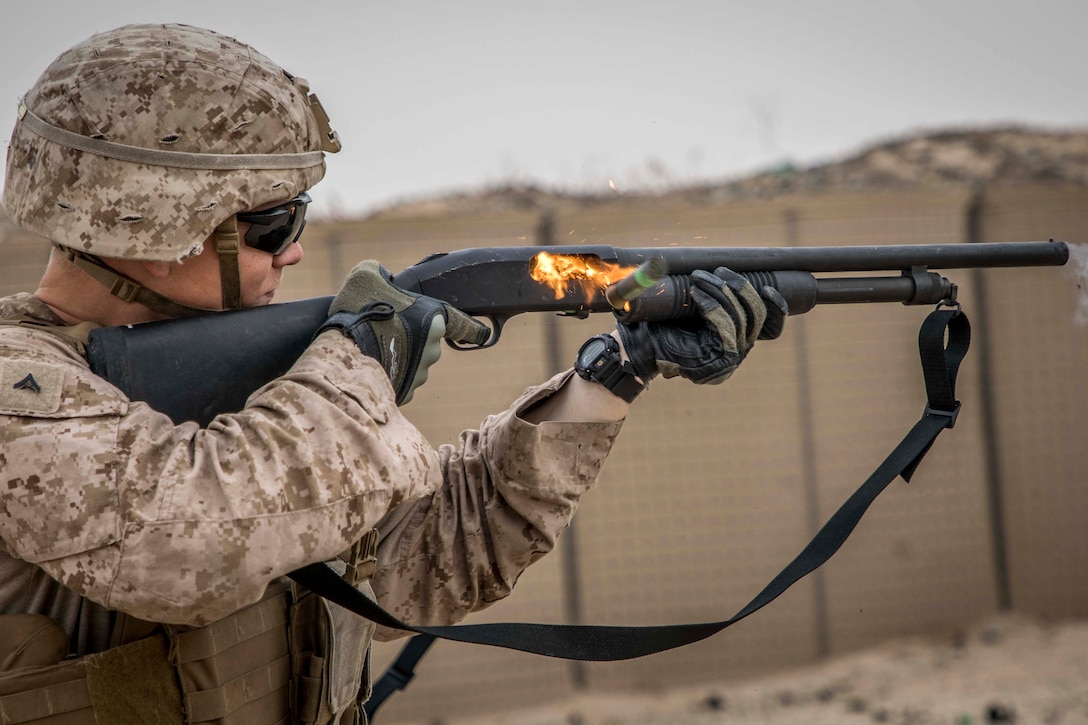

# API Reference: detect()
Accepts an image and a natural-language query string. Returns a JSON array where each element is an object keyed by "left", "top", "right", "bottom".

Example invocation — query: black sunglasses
[{"left": 236, "top": 192, "right": 311, "bottom": 255}]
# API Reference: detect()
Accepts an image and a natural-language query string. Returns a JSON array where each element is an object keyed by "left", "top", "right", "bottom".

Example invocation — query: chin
[{"left": 247, "top": 291, "right": 277, "bottom": 307}]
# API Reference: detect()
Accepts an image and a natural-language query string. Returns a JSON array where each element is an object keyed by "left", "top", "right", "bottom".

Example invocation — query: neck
[{"left": 35, "top": 249, "right": 165, "bottom": 327}]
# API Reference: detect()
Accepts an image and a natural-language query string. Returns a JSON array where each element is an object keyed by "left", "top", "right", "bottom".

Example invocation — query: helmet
[{"left": 2, "top": 23, "right": 340, "bottom": 312}]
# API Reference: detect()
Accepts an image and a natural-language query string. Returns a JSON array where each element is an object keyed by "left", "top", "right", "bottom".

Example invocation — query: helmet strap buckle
[{"left": 108, "top": 277, "right": 142, "bottom": 303}]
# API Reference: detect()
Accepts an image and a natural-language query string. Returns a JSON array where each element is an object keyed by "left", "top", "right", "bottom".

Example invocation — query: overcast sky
[{"left": 1, "top": 1, "right": 1085, "bottom": 217}]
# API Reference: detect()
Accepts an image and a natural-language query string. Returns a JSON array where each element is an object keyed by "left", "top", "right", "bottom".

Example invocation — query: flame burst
[{"left": 530, "top": 252, "right": 635, "bottom": 299}]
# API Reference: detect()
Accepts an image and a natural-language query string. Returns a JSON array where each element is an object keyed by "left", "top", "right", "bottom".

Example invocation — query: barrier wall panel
[
  {"left": 555, "top": 204, "right": 825, "bottom": 690},
  {"left": 785, "top": 195, "right": 1000, "bottom": 655},
  {"left": 976, "top": 187, "right": 1088, "bottom": 620},
  {"left": 312, "top": 215, "right": 578, "bottom": 722}
]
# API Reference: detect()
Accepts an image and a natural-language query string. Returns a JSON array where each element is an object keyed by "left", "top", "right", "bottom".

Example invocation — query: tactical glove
[
  {"left": 321, "top": 260, "right": 489, "bottom": 404},
  {"left": 617, "top": 267, "right": 788, "bottom": 385}
]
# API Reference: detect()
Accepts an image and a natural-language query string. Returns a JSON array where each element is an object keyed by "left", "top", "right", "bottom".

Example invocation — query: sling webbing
[{"left": 289, "top": 307, "right": 972, "bottom": 720}]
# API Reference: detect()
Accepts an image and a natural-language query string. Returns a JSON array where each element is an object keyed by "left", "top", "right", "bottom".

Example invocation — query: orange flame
[{"left": 530, "top": 252, "right": 635, "bottom": 299}]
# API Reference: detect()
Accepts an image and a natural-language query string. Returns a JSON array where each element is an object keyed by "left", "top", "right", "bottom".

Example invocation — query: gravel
[{"left": 439, "top": 615, "right": 1088, "bottom": 725}]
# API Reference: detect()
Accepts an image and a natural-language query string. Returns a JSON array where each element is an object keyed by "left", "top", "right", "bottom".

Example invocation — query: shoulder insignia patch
[
  {"left": 13, "top": 373, "right": 42, "bottom": 393},
  {"left": 0, "top": 359, "right": 64, "bottom": 414}
]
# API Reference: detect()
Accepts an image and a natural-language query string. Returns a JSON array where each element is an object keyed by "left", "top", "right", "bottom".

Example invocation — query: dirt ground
[{"left": 439, "top": 615, "right": 1088, "bottom": 725}]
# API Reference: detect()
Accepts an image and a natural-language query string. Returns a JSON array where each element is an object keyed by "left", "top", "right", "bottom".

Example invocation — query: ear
[{"left": 140, "top": 260, "right": 173, "bottom": 279}]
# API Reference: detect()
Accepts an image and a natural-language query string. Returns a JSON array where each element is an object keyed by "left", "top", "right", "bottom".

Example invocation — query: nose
[{"left": 273, "top": 241, "right": 304, "bottom": 268}]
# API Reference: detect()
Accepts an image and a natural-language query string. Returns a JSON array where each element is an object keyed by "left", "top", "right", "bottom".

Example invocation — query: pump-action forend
[{"left": 87, "top": 241, "right": 1070, "bottom": 425}]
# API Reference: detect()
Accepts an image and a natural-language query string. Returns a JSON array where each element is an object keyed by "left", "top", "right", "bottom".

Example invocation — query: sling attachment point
[
  {"left": 341, "top": 529, "right": 380, "bottom": 587},
  {"left": 924, "top": 401, "right": 961, "bottom": 429},
  {"left": 303, "top": 305, "right": 973, "bottom": 721}
]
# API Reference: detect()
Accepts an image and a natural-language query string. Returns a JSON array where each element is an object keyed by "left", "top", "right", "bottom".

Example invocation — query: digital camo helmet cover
[{"left": 3, "top": 23, "right": 338, "bottom": 262}]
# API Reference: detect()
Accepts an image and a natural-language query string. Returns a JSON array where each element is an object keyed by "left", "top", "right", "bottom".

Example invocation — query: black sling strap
[{"left": 287, "top": 306, "right": 971, "bottom": 720}]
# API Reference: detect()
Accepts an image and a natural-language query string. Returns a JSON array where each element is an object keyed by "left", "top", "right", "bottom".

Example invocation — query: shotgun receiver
[{"left": 87, "top": 241, "right": 1069, "bottom": 426}]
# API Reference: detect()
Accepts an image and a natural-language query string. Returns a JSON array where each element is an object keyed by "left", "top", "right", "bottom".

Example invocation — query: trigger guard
[{"left": 446, "top": 315, "right": 503, "bottom": 350}]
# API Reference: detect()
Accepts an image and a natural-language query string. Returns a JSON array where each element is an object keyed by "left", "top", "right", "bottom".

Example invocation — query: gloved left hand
[
  {"left": 322, "top": 260, "right": 489, "bottom": 404},
  {"left": 617, "top": 266, "right": 788, "bottom": 385}
]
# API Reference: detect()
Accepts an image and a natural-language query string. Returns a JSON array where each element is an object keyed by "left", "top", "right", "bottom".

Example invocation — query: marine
[{"left": 0, "top": 23, "right": 781, "bottom": 723}]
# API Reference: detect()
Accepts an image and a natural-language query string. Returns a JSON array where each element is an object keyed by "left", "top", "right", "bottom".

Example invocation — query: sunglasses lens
[{"left": 238, "top": 192, "right": 311, "bottom": 255}]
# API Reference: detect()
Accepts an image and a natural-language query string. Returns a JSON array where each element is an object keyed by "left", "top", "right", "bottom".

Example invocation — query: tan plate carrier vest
[
  {"left": 0, "top": 546, "right": 379, "bottom": 725},
  {"left": 0, "top": 318, "right": 381, "bottom": 725}
]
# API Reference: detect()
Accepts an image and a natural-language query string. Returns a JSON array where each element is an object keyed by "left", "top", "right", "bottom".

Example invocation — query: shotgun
[{"left": 87, "top": 240, "right": 1069, "bottom": 425}]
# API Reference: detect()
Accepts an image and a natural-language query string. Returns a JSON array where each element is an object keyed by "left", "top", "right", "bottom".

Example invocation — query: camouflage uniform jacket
[{"left": 0, "top": 293, "right": 623, "bottom": 655}]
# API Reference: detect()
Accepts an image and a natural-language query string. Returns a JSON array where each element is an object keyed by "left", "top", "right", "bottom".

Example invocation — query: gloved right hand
[
  {"left": 319, "top": 260, "right": 489, "bottom": 404},
  {"left": 617, "top": 267, "right": 788, "bottom": 385}
]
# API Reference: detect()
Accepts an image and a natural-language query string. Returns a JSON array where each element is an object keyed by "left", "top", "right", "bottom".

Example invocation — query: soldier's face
[{"left": 151, "top": 224, "right": 305, "bottom": 311}]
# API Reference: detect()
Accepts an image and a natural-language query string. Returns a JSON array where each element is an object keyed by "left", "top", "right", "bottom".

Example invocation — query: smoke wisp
[{"left": 1068, "top": 243, "right": 1088, "bottom": 326}]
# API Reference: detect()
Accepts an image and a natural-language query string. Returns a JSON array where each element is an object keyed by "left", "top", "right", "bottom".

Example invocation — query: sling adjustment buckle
[{"left": 925, "top": 401, "right": 961, "bottom": 429}]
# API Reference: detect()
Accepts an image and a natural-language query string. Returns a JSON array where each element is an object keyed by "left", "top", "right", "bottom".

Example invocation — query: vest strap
[
  {"left": 170, "top": 592, "right": 289, "bottom": 663},
  {"left": 182, "top": 655, "right": 291, "bottom": 723},
  {"left": 0, "top": 676, "right": 92, "bottom": 724},
  {"left": 0, "top": 634, "right": 184, "bottom": 725}
]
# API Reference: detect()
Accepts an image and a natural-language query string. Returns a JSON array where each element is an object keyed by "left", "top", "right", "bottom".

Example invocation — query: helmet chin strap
[
  {"left": 213, "top": 215, "right": 243, "bottom": 310},
  {"left": 60, "top": 215, "right": 246, "bottom": 318}
]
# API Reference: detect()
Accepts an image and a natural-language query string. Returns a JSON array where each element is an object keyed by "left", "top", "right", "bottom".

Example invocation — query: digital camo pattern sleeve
[
  {"left": 368, "top": 371, "right": 624, "bottom": 636},
  {"left": 0, "top": 323, "right": 443, "bottom": 626}
]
